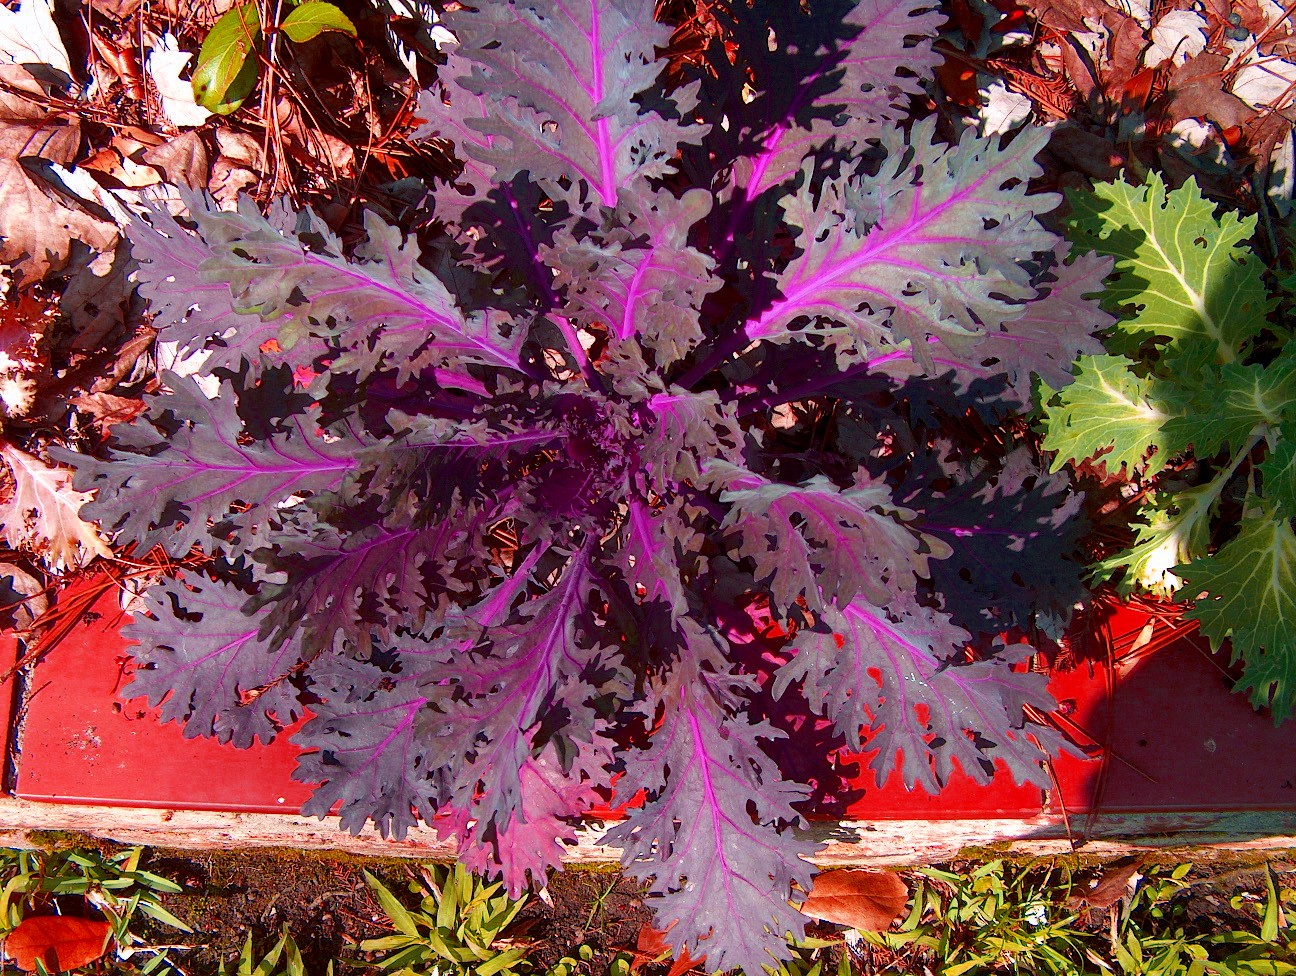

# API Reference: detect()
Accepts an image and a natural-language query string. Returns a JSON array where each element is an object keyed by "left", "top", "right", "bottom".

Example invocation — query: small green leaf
[
  {"left": 192, "top": 3, "right": 262, "bottom": 115},
  {"left": 279, "top": 2, "right": 356, "bottom": 42},
  {"left": 1042, "top": 354, "right": 1175, "bottom": 476},
  {"left": 1163, "top": 353, "right": 1296, "bottom": 458},
  {"left": 1092, "top": 484, "right": 1218, "bottom": 597}
]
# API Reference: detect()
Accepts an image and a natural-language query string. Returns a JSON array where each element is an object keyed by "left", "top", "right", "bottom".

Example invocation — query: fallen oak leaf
[
  {"left": 799, "top": 870, "right": 909, "bottom": 932},
  {"left": 2, "top": 916, "right": 113, "bottom": 972},
  {"left": 0, "top": 65, "right": 118, "bottom": 283}
]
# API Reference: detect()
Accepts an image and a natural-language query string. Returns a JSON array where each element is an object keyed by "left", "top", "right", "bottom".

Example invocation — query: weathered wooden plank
[{"left": 0, "top": 797, "right": 1294, "bottom": 865}]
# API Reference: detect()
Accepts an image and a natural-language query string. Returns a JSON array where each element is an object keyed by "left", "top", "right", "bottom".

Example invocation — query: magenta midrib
[
  {"left": 684, "top": 704, "right": 740, "bottom": 902},
  {"left": 472, "top": 549, "right": 591, "bottom": 729},
  {"left": 299, "top": 251, "right": 521, "bottom": 374},
  {"left": 617, "top": 248, "right": 659, "bottom": 339},
  {"left": 743, "top": 0, "right": 911, "bottom": 203},
  {"left": 747, "top": 174, "right": 1000, "bottom": 339},
  {"left": 588, "top": 1, "right": 617, "bottom": 205}
]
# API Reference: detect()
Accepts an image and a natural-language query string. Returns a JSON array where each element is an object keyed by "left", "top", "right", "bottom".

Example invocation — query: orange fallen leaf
[
  {"left": 800, "top": 869, "right": 909, "bottom": 931},
  {"left": 633, "top": 922, "right": 707, "bottom": 976},
  {"left": 3, "top": 916, "right": 113, "bottom": 972}
]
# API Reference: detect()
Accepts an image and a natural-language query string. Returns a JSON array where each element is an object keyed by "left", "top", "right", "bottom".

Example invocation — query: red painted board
[
  {"left": 0, "top": 630, "right": 18, "bottom": 777},
  {"left": 14, "top": 582, "right": 1044, "bottom": 818},
  {"left": 15, "top": 583, "right": 314, "bottom": 813},
  {"left": 17, "top": 586, "right": 1296, "bottom": 821},
  {"left": 1047, "top": 604, "right": 1296, "bottom": 814}
]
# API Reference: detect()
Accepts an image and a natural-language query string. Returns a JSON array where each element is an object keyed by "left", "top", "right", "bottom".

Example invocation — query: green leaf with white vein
[
  {"left": 1162, "top": 351, "right": 1296, "bottom": 457},
  {"left": 1042, "top": 354, "right": 1177, "bottom": 476},
  {"left": 1091, "top": 484, "right": 1216, "bottom": 597},
  {"left": 1261, "top": 439, "right": 1296, "bottom": 511},
  {"left": 1180, "top": 516, "right": 1296, "bottom": 721},
  {"left": 1065, "top": 171, "right": 1269, "bottom": 362}
]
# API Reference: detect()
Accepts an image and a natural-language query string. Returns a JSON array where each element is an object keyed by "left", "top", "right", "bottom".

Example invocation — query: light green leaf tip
[{"left": 279, "top": 2, "right": 357, "bottom": 43}]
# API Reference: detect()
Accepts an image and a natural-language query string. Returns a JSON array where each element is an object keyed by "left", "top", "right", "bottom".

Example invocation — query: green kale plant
[{"left": 1042, "top": 172, "right": 1296, "bottom": 719}]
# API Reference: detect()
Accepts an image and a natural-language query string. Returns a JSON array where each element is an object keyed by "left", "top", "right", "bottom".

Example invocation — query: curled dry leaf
[
  {"left": 2, "top": 916, "right": 113, "bottom": 972},
  {"left": 1068, "top": 857, "right": 1142, "bottom": 909},
  {"left": 800, "top": 870, "right": 910, "bottom": 932},
  {"left": 147, "top": 33, "right": 213, "bottom": 129},
  {"left": 0, "top": 562, "right": 48, "bottom": 630},
  {"left": 71, "top": 392, "right": 148, "bottom": 432},
  {"left": 0, "top": 66, "right": 118, "bottom": 282}
]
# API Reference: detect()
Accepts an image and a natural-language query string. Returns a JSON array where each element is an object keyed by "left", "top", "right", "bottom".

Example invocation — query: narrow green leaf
[
  {"left": 192, "top": 3, "right": 262, "bottom": 115},
  {"left": 238, "top": 932, "right": 256, "bottom": 976},
  {"left": 279, "top": 2, "right": 356, "bottom": 43},
  {"left": 135, "top": 870, "right": 184, "bottom": 894},
  {"left": 364, "top": 871, "right": 420, "bottom": 938},
  {"left": 1264, "top": 868, "right": 1284, "bottom": 943},
  {"left": 138, "top": 900, "right": 195, "bottom": 933},
  {"left": 477, "top": 947, "right": 528, "bottom": 976}
]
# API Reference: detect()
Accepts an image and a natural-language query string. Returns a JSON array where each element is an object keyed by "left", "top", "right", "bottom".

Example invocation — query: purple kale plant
[{"left": 60, "top": 0, "right": 1111, "bottom": 970}]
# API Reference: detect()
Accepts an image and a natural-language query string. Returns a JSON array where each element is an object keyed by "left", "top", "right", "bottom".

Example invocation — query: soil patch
[{"left": 144, "top": 849, "right": 654, "bottom": 974}]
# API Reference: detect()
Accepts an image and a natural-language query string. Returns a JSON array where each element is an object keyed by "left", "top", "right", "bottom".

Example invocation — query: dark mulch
[{"left": 145, "top": 849, "right": 654, "bottom": 974}]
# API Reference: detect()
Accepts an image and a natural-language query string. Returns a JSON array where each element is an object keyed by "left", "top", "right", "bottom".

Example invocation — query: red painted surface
[
  {"left": 0, "top": 630, "right": 18, "bottom": 777},
  {"left": 14, "top": 583, "right": 313, "bottom": 812},
  {"left": 12, "top": 584, "right": 1296, "bottom": 820},
  {"left": 1047, "top": 602, "right": 1296, "bottom": 814}
]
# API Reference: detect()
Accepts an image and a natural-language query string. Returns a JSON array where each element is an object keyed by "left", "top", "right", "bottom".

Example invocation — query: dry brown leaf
[
  {"left": 1069, "top": 857, "right": 1141, "bottom": 909},
  {"left": 63, "top": 244, "right": 134, "bottom": 349},
  {"left": 70, "top": 391, "right": 147, "bottom": 431},
  {"left": 0, "top": 562, "right": 48, "bottom": 630},
  {"left": 0, "top": 441, "right": 111, "bottom": 570},
  {"left": 143, "top": 130, "right": 210, "bottom": 188},
  {"left": 0, "top": 66, "right": 117, "bottom": 282},
  {"left": 3, "top": 916, "right": 113, "bottom": 972},
  {"left": 1031, "top": 0, "right": 1126, "bottom": 32},
  {"left": 1048, "top": 125, "right": 1126, "bottom": 180},
  {"left": 273, "top": 97, "right": 357, "bottom": 177},
  {"left": 1168, "top": 53, "right": 1252, "bottom": 131},
  {"left": 800, "top": 870, "right": 909, "bottom": 932},
  {"left": 213, "top": 128, "right": 263, "bottom": 167},
  {"left": 88, "top": 0, "right": 141, "bottom": 21}
]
